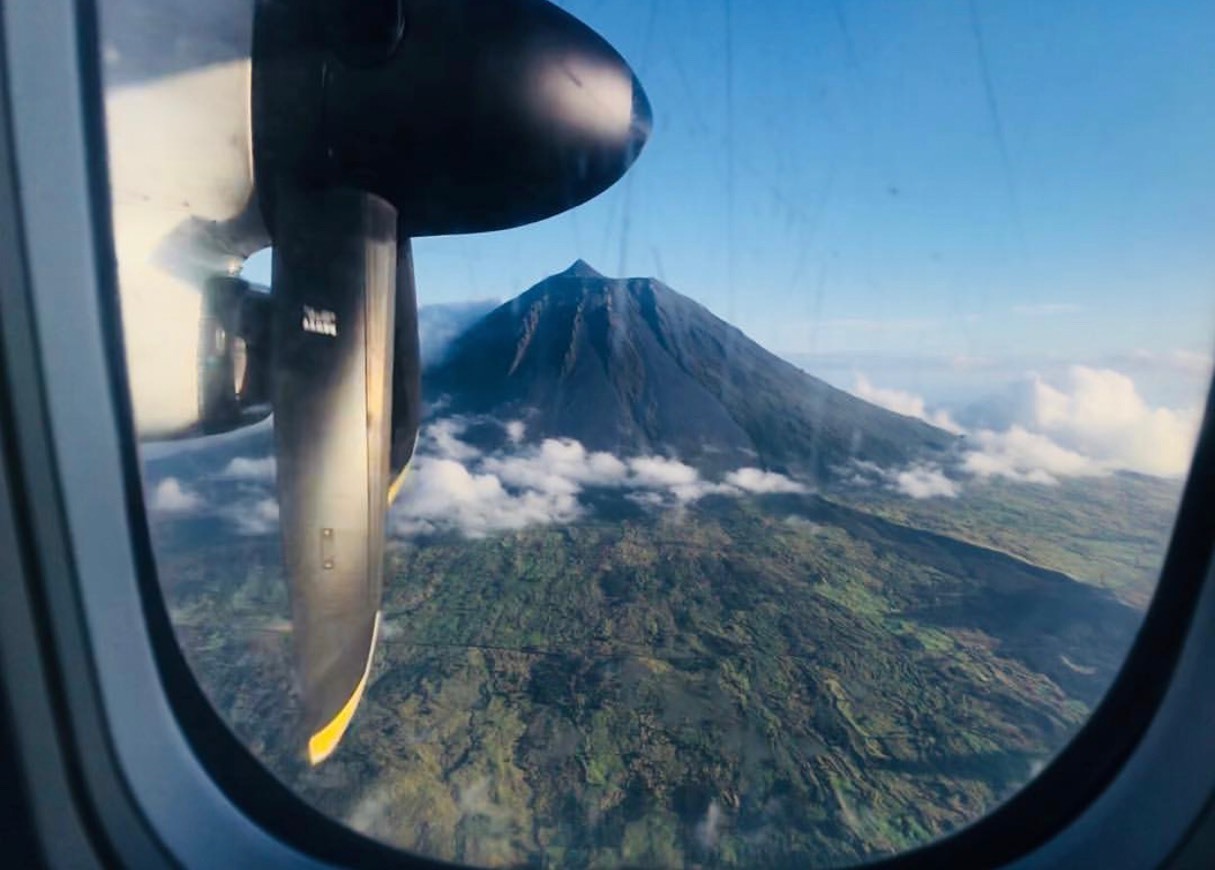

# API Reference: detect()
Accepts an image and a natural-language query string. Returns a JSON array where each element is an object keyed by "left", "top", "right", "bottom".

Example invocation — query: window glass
[{"left": 102, "top": 0, "right": 1214, "bottom": 866}]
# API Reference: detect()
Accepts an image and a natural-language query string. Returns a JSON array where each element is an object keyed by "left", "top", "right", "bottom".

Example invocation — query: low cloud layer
[
  {"left": 961, "top": 426, "right": 1096, "bottom": 484},
  {"left": 145, "top": 468, "right": 280, "bottom": 536},
  {"left": 725, "top": 468, "right": 808, "bottom": 494},
  {"left": 221, "top": 498, "right": 280, "bottom": 536},
  {"left": 849, "top": 461, "right": 962, "bottom": 499},
  {"left": 220, "top": 456, "right": 276, "bottom": 481},
  {"left": 148, "top": 422, "right": 809, "bottom": 540},
  {"left": 391, "top": 419, "right": 806, "bottom": 538},
  {"left": 852, "top": 364, "right": 1204, "bottom": 498},
  {"left": 1030, "top": 366, "right": 1200, "bottom": 478},
  {"left": 854, "top": 375, "right": 964, "bottom": 434},
  {"left": 393, "top": 457, "right": 582, "bottom": 538},
  {"left": 148, "top": 477, "right": 204, "bottom": 513},
  {"left": 891, "top": 464, "right": 961, "bottom": 499},
  {"left": 148, "top": 361, "right": 1200, "bottom": 533}
]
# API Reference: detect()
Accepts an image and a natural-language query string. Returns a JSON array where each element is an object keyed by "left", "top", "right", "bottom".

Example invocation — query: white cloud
[
  {"left": 962, "top": 426, "right": 1098, "bottom": 484},
  {"left": 848, "top": 460, "right": 961, "bottom": 499},
  {"left": 725, "top": 468, "right": 807, "bottom": 494},
  {"left": 1027, "top": 366, "right": 1201, "bottom": 477},
  {"left": 222, "top": 498, "right": 279, "bottom": 535},
  {"left": 392, "top": 423, "right": 813, "bottom": 538},
  {"left": 485, "top": 438, "right": 726, "bottom": 505},
  {"left": 424, "top": 418, "right": 483, "bottom": 462},
  {"left": 627, "top": 455, "right": 699, "bottom": 488},
  {"left": 505, "top": 420, "right": 526, "bottom": 444},
  {"left": 631, "top": 454, "right": 709, "bottom": 495},
  {"left": 626, "top": 490, "right": 668, "bottom": 508},
  {"left": 148, "top": 477, "right": 204, "bottom": 513},
  {"left": 854, "top": 366, "right": 1202, "bottom": 486},
  {"left": 892, "top": 464, "right": 961, "bottom": 499},
  {"left": 853, "top": 374, "right": 964, "bottom": 434},
  {"left": 627, "top": 456, "right": 734, "bottom": 503},
  {"left": 219, "top": 455, "right": 276, "bottom": 481},
  {"left": 392, "top": 457, "right": 581, "bottom": 538},
  {"left": 483, "top": 438, "right": 629, "bottom": 494}
]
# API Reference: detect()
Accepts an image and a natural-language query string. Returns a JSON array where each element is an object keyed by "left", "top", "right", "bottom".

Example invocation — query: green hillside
[
  {"left": 834, "top": 472, "right": 1181, "bottom": 608},
  {"left": 159, "top": 482, "right": 1154, "bottom": 868}
]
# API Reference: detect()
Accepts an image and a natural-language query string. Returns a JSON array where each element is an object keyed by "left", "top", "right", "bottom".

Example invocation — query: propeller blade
[
  {"left": 388, "top": 241, "right": 421, "bottom": 505},
  {"left": 270, "top": 187, "right": 397, "bottom": 764},
  {"left": 252, "top": 0, "right": 652, "bottom": 764}
]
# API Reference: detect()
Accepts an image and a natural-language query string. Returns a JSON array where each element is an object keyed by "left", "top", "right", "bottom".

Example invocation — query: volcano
[{"left": 424, "top": 262, "right": 959, "bottom": 479}]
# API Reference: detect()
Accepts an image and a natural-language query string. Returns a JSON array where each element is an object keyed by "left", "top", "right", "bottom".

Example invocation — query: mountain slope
[
  {"left": 154, "top": 489, "right": 1138, "bottom": 867},
  {"left": 425, "top": 262, "right": 959, "bottom": 478}
]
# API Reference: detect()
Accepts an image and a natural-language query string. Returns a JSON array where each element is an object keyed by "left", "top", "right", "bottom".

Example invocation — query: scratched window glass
[{"left": 101, "top": 0, "right": 1215, "bottom": 866}]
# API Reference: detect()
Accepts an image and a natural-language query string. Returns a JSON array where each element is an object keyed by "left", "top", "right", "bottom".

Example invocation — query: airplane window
[{"left": 99, "top": 0, "right": 1215, "bottom": 867}]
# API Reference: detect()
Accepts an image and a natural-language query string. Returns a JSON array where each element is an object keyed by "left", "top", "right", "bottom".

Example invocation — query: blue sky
[
  {"left": 414, "top": 0, "right": 1215, "bottom": 361},
  {"left": 246, "top": 0, "right": 1215, "bottom": 404}
]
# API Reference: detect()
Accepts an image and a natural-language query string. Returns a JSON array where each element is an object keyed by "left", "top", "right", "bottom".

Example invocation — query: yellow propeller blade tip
[{"left": 306, "top": 612, "right": 381, "bottom": 765}]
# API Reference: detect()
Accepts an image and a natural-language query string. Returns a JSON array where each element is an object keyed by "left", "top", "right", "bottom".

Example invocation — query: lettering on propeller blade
[{"left": 302, "top": 306, "right": 338, "bottom": 336}]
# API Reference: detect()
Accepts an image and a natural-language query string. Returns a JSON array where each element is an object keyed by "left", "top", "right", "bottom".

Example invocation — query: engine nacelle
[{"left": 196, "top": 277, "right": 272, "bottom": 436}]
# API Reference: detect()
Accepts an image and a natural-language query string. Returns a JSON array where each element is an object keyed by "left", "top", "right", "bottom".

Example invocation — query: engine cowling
[{"left": 196, "top": 277, "right": 272, "bottom": 435}]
